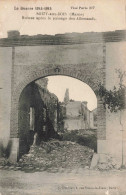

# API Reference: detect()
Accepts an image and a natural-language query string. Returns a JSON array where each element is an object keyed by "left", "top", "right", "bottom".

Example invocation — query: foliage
[
  {"left": 96, "top": 84, "right": 125, "bottom": 112},
  {"left": 95, "top": 69, "right": 126, "bottom": 113}
]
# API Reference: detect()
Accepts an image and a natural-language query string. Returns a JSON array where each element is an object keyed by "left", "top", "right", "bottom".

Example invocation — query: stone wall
[
  {"left": 17, "top": 81, "right": 59, "bottom": 158},
  {"left": 1, "top": 30, "right": 125, "bottom": 163},
  {"left": 104, "top": 42, "right": 126, "bottom": 164},
  {"left": 97, "top": 41, "right": 126, "bottom": 165},
  {"left": 58, "top": 99, "right": 97, "bottom": 131},
  {"left": 37, "top": 83, "right": 59, "bottom": 132},
  {"left": 10, "top": 42, "right": 105, "bottom": 141},
  {"left": 35, "top": 78, "right": 48, "bottom": 90},
  {"left": 18, "top": 83, "right": 43, "bottom": 157},
  {"left": 0, "top": 47, "right": 12, "bottom": 154}
]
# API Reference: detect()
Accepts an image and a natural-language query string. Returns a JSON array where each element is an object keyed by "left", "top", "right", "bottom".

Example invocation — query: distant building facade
[{"left": 59, "top": 89, "right": 97, "bottom": 131}]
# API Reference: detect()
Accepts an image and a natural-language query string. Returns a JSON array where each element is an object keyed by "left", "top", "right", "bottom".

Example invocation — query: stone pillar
[
  {"left": 9, "top": 138, "right": 19, "bottom": 162},
  {"left": 97, "top": 97, "right": 107, "bottom": 163},
  {"left": 105, "top": 110, "right": 126, "bottom": 167}
]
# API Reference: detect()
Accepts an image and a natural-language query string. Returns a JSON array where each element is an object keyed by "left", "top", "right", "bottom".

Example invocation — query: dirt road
[{"left": 0, "top": 169, "right": 126, "bottom": 195}]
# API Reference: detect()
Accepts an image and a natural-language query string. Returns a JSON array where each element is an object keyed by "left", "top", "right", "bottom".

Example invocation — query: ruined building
[
  {"left": 18, "top": 78, "right": 60, "bottom": 157},
  {"left": 59, "top": 89, "right": 97, "bottom": 131},
  {"left": 17, "top": 79, "right": 97, "bottom": 157}
]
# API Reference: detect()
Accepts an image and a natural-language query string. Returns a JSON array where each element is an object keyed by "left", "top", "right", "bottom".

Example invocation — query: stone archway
[
  {"left": 0, "top": 30, "right": 125, "bottom": 165},
  {"left": 3, "top": 29, "right": 111, "bottom": 162},
  {"left": 10, "top": 66, "right": 106, "bottom": 161}
]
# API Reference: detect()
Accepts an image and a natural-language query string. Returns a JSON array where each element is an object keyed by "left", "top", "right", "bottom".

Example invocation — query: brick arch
[{"left": 10, "top": 66, "right": 105, "bottom": 139}]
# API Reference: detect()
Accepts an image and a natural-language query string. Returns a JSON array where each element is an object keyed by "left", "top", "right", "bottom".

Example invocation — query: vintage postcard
[{"left": 0, "top": 0, "right": 126, "bottom": 194}]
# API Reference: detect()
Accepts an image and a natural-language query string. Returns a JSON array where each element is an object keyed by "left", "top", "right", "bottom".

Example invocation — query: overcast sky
[{"left": 47, "top": 76, "right": 97, "bottom": 111}]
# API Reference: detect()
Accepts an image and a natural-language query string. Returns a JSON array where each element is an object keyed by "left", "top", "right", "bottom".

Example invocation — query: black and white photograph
[{"left": 0, "top": 0, "right": 126, "bottom": 194}]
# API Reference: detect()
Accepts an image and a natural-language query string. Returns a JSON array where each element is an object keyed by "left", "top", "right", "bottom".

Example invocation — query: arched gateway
[{"left": 0, "top": 30, "right": 126, "bottom": 166}]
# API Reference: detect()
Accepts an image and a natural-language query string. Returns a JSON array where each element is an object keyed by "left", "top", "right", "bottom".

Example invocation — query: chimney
[{"left": 64, "top": 88, "right": 69, "bottom": 104}]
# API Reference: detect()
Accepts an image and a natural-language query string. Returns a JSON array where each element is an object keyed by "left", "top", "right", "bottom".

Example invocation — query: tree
[{"left": 95, "top": 69, "right": 126, "bottom": 112}]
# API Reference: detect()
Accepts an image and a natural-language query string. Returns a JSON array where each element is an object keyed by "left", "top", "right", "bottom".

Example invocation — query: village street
[{"left": 0, "top": 169, "right": 126, "bottom": 195}]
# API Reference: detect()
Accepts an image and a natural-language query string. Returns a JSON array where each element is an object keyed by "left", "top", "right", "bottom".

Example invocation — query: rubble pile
[
  {"left": 17, "top": 139, "right": 94, "bottom": 172},
  {"left": 97, "top": 155, "right": 122, "bottom": 170}
]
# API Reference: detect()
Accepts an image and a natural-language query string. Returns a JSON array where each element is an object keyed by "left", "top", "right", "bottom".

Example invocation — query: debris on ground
[
  {"left": 96, "top": 155, "right": 123, "bottom": 171},
  {"left": 0, "top": 139, "right": 94, "bottom": 172},
  {"left": 18, "top": 140, "right": 94, "bottom": 172}
]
